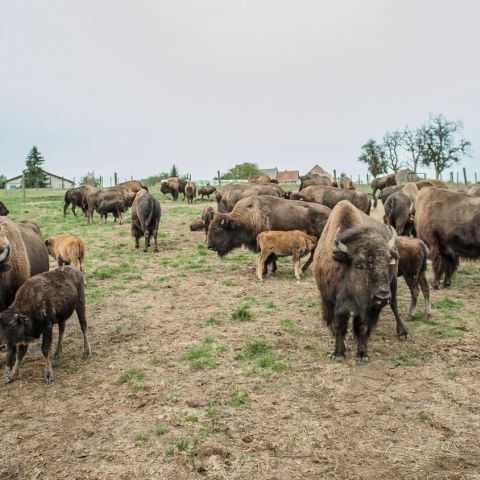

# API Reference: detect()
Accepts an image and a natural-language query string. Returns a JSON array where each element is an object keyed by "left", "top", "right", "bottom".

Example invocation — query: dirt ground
[{"left": 0, "top": 194, "right": 479, "bottom": 480}]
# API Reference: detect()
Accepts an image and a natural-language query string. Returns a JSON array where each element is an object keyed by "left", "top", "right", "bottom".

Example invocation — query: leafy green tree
[
  {"left": 221, "top": 162, "right": 262, "bottom": 180},
  {"left": 358, "top": 139, "right": 387, "bottom": 178},
  {"left": 382, "top": 130, "right": 404, "bottom": 173},
  {"left": 418, "top": 114, "right": 471, "bottom": 179},
  {"left": 169, "top": 164, "right": 179, "bottom": 177},
  {"left": 24, "top": 146, "right": 48, "bottom": 187},
  {"left": 0, "top": 174, "right": 6, "bottom": 189},
  {"left": 80, "top": 171, "right": 102, "bottom": 187}
]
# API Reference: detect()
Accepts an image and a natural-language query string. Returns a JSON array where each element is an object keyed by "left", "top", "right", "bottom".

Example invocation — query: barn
[{"left": 5, "top": 170, "right": 75, "bottom": 190}]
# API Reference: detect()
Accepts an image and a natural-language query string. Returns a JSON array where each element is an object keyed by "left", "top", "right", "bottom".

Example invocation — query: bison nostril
[{"left": 373, "top": 291, "right": 390, "bottom": 305}]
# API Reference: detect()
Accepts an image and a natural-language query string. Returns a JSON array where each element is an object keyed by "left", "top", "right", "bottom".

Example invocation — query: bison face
[
  {"left": 0, "top": 202, "right": 9, "bottom": 216},
  {"left": 207, "top": 215, "right": 241, "bottom": 257},
  {"left": 333, "top": 226, "right": 398, "bottom": 310}
]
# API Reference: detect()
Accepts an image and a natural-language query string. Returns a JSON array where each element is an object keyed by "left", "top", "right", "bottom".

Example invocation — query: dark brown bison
[
  {"left": 0, "top": 266, "right": 91, "bottom": 384},
  {"left": 371, "top": 174, "right": 397, "bottom": 208},
  {"left": 300, "top": 173, "right": 338, "bottom": 190},
  {"left": 86, "top": 188, "right": 135, "bottom": 223},
  {"left": 0, "top": 218, "right": 49, "bottom": 312},
  {"left": 207, "top": 195, "right": 330, "bottom": 273},
  {"left": 0, "top": 201, "right": 9, "bottom": 216},
  {"left": 97, "top": 199, "right": 127, "bottom": 224},
  {"left": 313, "top": 200, "right": 407, "bottom": 364},
  {"left": 378, "top": 185, "right": 403, "bottom": 205},
  {"left": 130, "top": 189, "right": 161, "bottom": 252},
  {"left": 415, "top": 188, "right": 480, "bottom": 289},
  {"left": 383, "top": 182, "right": 418, "bottom": 236},
  {"left": 339, "top": 176, "right": 356, "bottom": 190},
  {"left": 160, "top": 177, "right": 187, "bottom": 201},
  {"left": 197, "top": 185, "right": 217, "bottom": 200},
  {"left": 185, "top": 180, "right": 196, "bottom": 204},
  {"left": 190, "top": 219, "right": 205, "bottom": 231},
  {"left": 63, "top": 185, "right": 94, "bottom": 217},
  {"left": 216, "top": 183, "right": 284, "bottom": 213},
  {"left": 396, "top": 236, "right": 430, "bottom": 321}
]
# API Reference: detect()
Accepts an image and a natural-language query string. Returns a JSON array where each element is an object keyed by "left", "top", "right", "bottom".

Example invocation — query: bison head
[
  {"left": 207, "top": 214, "right": 242, "bottom": 257},
  {"left": 160, "top": 182, "right": 170, "bottom": 195},
  {"left": 333, "top": 225, "right": 398, "bottom": 310},
  {"left": 0, "top": 202, "right": 9, "bottom": 216}
]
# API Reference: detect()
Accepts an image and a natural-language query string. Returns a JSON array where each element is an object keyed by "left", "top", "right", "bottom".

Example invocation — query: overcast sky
[{"left": 1, "top": 1, "right": 478, "bottom": 183}]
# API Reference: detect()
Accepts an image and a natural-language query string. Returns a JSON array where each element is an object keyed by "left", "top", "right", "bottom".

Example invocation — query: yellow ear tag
[{"left": 390, "top": 258, "right": 397, "bottom": 265}]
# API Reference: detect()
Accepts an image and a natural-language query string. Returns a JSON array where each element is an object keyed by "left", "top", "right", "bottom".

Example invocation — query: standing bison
[
  {"left": 216, "top": 183, "right": 284, "bottom": 213},
  {"left": 207, "top": 195, "right": 330, "bottom": 272},
  {"left": 0, "top": 218, "right": 49, "bottom": 312},
  {"left": 414, "top": 188, "right": 480, "bottom": 289},
  {"left": 130, "top": 190, "right": 161, "bottom": 252},
  {"left": 63, "top": 185, "right": 94, "bottom": 217},
  {"left": 371, "top": 174, "right": 397, "bottom": 208},
  {"left": 198, "top": 185, "right": 217, "bottom": 200},
  {"left": 313, "top": 201, "right": 407, "bottom": 364}
]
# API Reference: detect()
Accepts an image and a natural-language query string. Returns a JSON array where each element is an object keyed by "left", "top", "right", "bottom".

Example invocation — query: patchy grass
[
  {"left": 231, "top": 305, "right": 254, "bottom": 321},
  {"left": 115, "top": 367, "right": 145, "bottom": 385},
  {"left": 231, "top": 390, "right": 249, "bottom": 407},
  {"left": 182, "top": 336, "right": 227, "bottom": 370}
]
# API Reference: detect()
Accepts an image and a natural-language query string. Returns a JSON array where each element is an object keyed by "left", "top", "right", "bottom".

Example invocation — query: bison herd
[{"left": 0, "top": 171, "right": 479, "bottom": 383}]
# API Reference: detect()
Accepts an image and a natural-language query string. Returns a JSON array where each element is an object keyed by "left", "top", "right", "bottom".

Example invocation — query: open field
[{"left": 0, "top": 188, "right": 479, "bottom": 479}]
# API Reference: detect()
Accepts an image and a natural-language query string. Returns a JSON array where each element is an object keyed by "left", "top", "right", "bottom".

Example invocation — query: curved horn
[
  {"left": 387, "top": 226, "right": 397, "bottom": 249},
  {"left": 333, "top": 228, "right": 349, "bottom": 253},
  {"left": 0, "top": 237, "right": 11, "bottom": 263}
]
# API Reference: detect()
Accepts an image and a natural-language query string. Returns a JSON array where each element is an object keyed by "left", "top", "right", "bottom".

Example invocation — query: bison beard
[{"left": 314, "top": 201, "right": 407, "bottom": 364}]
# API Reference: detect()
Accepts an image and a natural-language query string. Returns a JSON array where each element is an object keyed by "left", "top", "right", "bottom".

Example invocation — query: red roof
[{"left": 277, "top": 170, "right": 299, "bottom": 183}]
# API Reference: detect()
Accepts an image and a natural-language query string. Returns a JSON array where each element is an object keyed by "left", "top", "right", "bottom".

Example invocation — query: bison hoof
[
  {"left": 4, "top": 377, "right": 13, "bottom": 384},
  {"left": 357, "top": 355, "right": 369, "bottom": 365},
  {"left": 4, "top": 366, "right": 11, "bottom": 375},
  {"left": 398, "top": 331, "right": 409, "bottom": 341},
  {"left": 53, "top": 353, "right": 60, "bottom": 360},
  {"left": 330, "top": 353, "right": 344, "bottom": 363},
  {"left": 44, "top": 376, "right": 54, "bottom": 385},
  {"left": 84, "top": 352, "right": 92, "bottom": 359}
]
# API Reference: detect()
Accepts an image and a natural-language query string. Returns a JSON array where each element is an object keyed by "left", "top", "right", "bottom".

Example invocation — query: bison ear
[
  {"left": 332, "top": 251, "right": 351, "bottom": 264},
  {"left": 220, "top": 218, "right": 235, "bottom": 230}
]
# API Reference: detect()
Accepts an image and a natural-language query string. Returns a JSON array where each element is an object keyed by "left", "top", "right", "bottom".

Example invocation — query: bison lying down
[
  {"left": 256, "top": 230, "right": 318, "bottom": 281},
  {"left": 0, "top": 267, "right": 91, "bottom": 384},
  {"left": 314, "top": 200, "right": 407, "bottom": 364}
]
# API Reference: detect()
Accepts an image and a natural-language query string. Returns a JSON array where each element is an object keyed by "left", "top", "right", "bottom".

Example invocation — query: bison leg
[
  {"left": 144, "top": 231, "right": 150, "bottom": 252},
  {"left": 301, "top": 249, "right": 315, "bottom": 273},
  {"left": 72, "top": 204, "right": 77, "bottom": 217},
  {"left": 389, "top": 277, "right": 408, "bottom": 338},
  {"left": 330, "top": 311, "right": 349, "bottom": 361},
  {"left": 41, "top": 325, "right": 54, "bottom": 384},
  {"left": 293, "top": 252, "right": 302, "bottom": 280},
  {"left": 419, "top": 272, "right": 431, "bottom": 318},
  {"left": 443, "top": 254, "right": 459, "bottom": 288},
  {"left": 152, "top": 228, "right": 159, "bottom": 252},
  {"left": 372, "top": 188, "right": 378, "bottom": 209},
  {"left": 5, "top": 344, "right": 29, "bottom": 383},
  {"left": 403, "top": 275, "right": 420, "bottom": 321},
  {"left": 430, "top": 246, "right": 444, "bottom": 289},
  {"left": 76, "top": 289, "right": 92, "bottom": 359},
  {"left": 63, "top": 201, "right": 69, "bottom": 218},
  {"left": 54, "top": 321, "right": 66, "bottom": 360},
  {"left": 5, "top": 344, "right": 17, "bottom": 373},
  {"left": 256, "top": 252, "right": 269, "bottom": 281},
  {"left": 353, "top": 316, "right": 371, "bottom": 364}
]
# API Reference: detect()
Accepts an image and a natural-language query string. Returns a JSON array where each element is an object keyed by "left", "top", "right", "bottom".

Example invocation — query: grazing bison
[
  {"left": 0, "top": 267, "right": 91, "bottom": 384},
  {"left": 198, "top": 185, "right": 217, "bottom": 200},
  {"left": 130, "top": 189, "right": 161, "bottom": 252},
  {"left": 207, "top": 195, "right": 330, "bottom": 272},
  {"left": 63, "top": 185, "right": 94, "bottom": 217},
  {"left": 45, "top": 234, "right": 86, "bottom": 274},
  {"left": 97, "top": 199, "right": 127, "bottom": 224},
  {"left": 0, "top": 218, "right": 49, "bottom": 312},
  {"left": 371, "top": 174, "right": 397, "bottom": 208},
  {"left": 313, "top": 200, "right": 407, "bottom": 364},
  {"left": 185, "top": 180, "right": 196, "bottom": 204},
  {"left": 339, "top": 176, "right": 356, "bottom": 190},
  {"left": 396, "top": 236, "right": 430, "bottom": 321},
  {"left": 216, "top": 183, "right": 283, "bottom": 213},
  {"left": 383, "top": 182, "right": 418, "bottom": 236},
  {"left": 256, "top": 230, "right": 318, "bottom": 281},
  {"left": 0, "top": 201, "right": 9, "bottom": 216},
  {"left": 415, "top": 188, "right": 480, "bottom": 289}
]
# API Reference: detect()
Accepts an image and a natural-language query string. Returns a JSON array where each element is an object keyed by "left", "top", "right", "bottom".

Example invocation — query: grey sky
[{"left": 1, "top": 0, "right": 478, "bottom": 183}]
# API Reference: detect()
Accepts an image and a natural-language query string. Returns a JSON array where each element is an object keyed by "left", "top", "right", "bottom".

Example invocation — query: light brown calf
[
  {"left": 256, "top": 230, "right": 318, "bottom": 281},
  {"left": 45, "top": 234, "right": 86, "bottom": 274}
]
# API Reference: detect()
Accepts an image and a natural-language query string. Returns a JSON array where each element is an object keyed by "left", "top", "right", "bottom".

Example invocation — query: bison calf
[
  {"left": 0, "top": 267, "right": 91, "bottom": 384},
  {"left": 97, "top": 199, "right": 127, "bottom": 224},
  {"left": 397, "top": 236, "right": 431, "bottom": 321},
  {"left": 256, "top": 230, "right": 318, "bottom": 281},
  {"left": 130, "top": 189, "right": 161, "bottom": 252},
  {"left": 45, "top": 234, "right": 86, "bottom": 274}
]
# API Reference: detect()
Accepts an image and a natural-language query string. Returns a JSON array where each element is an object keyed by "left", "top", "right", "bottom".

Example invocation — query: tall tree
[
  {"left": 221, "top": 162, "right": 262, "bottom": 180},
  {"left": 382, "top": 130, "right": 404, "bottom": 172},
  {"left": 24, "top": 146, "right": 47, "bottom": 187},
  {"left": 358, "top": 139, "right": 387, "bottom": 178},
  {"left": 402, "top": 127, "right": 424, "bottom": 173},
  {"left": 169, "top": 164, "right": 179, "bottom": 177},
  {"left": 418, "top": 114, "right": 471, "bottom": 179}
]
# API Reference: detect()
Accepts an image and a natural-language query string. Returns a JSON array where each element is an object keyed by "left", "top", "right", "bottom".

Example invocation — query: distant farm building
[
  {"left": 305, "top": 164, "right": 332, "bottom": 178},
  {"left": 260, "top": 168, "right": 278, "bottom": 179},
  {"left": 5, "top": 170, "right": 75, "bottom": 189},
  {"left": 277, "top": 170, "right": 300, "bottom": 184}
]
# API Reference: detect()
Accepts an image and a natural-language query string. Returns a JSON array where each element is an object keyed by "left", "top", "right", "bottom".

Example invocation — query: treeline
[{"left": 359, "top": 114, "right": 471, "bottom": 179}]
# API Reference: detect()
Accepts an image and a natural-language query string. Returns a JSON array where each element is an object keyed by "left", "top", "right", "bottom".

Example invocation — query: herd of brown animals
[{"left": 0, "top": 172, "right": 479, "bottom": 381}]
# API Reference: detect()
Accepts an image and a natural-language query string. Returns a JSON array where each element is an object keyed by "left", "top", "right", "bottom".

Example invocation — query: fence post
[
  {"left": 456, "top": 172, "right": 459, "bottom": 184},
  {"left": 449, "top": 172, "right": 454, "bottom": 183},
  {"left": 22, "top": 174, "right": 26, "bottom": 201},
  {"left": 333, "top": 169, "right": 337, "bottom": 182},
  {"left": 475, "top": 172, "right": 478, "bottom": 184},
  {"left": 463, "top": 167, "right": 468, "bottom": 185},
  {"left": 114, "top": 172, "right": 118, "bottom": 186},
  {"left": 217, "top": 170, "right": 221, "bottom": 186},
  {"left": 366, "top": 173, "right": 370, "bottom": 184},
  {"left": 358, "top": 175, "right": 361, "bottom": 184}
]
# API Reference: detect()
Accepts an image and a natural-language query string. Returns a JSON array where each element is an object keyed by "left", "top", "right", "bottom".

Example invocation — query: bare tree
[
  {"left": 358, "top": 139, "right": 387, "bottom": 178},
  {"left": 382, "top": 131, "right": 404, "bottom": 173},
  {"left": 419, "top": 114, "right": 471, "bottom": 179},
  {"left": 402, "top": 127, "right": 424, "bottom": 173}
]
